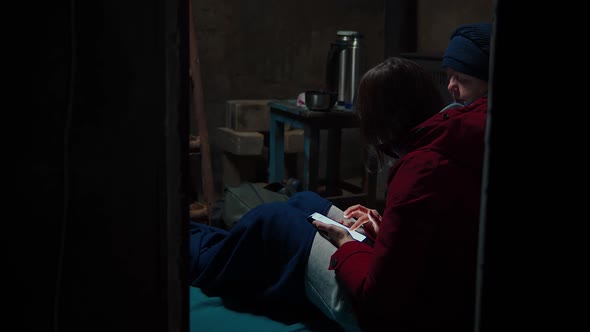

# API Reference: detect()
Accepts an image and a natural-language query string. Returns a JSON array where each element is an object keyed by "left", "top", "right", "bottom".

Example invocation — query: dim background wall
[
  {"left": 190, "top": 0, "right": 494, "bottom": 200},
  {"left": 418, "top": 0, "right": 495, "bottom": 52}
]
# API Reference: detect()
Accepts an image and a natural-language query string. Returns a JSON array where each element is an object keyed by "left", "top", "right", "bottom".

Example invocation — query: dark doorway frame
[{"left": 26, "top": 0, "right": 190, "bottom": 331}]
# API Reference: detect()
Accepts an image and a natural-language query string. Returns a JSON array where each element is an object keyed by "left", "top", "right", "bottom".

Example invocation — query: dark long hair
[{"left": 355, "top": 57, "right": 445, "bottom": 171}]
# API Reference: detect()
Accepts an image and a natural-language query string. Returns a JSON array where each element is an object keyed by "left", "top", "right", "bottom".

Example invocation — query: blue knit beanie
[{"left": 442, "top": 22, "right": 492, "bottom": 82}]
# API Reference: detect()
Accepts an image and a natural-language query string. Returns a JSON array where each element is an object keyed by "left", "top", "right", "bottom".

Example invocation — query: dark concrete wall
[
  {"left": 192, "top": 0, "right": 385, "bottom": 115},
  {"left": 418, "top": 0, "right": 495, "bottom": 53}
]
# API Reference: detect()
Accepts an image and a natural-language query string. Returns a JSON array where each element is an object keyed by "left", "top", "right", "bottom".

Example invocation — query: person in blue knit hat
[{"left": 441, "top": 22, "right": 492, "bottom": 110}]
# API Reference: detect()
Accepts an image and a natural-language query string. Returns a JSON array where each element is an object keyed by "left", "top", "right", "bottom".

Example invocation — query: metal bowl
[{"left": 304, "top": 90, "right": 337, "bottom": 111}]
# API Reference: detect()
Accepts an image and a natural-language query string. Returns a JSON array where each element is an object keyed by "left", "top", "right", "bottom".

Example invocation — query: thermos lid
[{"left": 336, "top": 30, "right": 363, "bottom": 38}]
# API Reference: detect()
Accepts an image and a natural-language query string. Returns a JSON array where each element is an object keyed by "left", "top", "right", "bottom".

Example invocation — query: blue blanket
[{"left": 190, "top": 192, "right": 332, "bottom": 308}]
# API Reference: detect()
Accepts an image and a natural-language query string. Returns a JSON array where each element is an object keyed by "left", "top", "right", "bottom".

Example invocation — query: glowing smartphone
[{"left": 308, "top": 212, "right": 366, "bottom": 242}]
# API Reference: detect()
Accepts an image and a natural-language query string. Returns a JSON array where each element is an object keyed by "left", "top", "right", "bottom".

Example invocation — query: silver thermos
[{"left": 326, "top": 31, "right": 364, "bottom": 110}]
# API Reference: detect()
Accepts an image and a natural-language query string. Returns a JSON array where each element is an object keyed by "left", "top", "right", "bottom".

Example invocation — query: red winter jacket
[{"left": 329, "top": 97, "right": 488, "bottom": 332}]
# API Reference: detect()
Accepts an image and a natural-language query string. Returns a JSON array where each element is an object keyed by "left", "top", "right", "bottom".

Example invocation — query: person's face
[{"left": 446, "top": 68, "right": 488, "bottom": 105}]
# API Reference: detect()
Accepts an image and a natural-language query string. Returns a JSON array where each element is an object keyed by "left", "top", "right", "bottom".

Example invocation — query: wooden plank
[{"left": 189, "top": 1, "right": 216, "bottom": 224}]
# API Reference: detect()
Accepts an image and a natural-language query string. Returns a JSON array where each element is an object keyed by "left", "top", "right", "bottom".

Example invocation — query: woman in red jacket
[{"left": 314, "top": 23, "right": 492, "bottom": 331}]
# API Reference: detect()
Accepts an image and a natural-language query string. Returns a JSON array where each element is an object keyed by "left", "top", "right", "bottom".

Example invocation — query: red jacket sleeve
[{"left": 328, "top": 151, "right": 466, "bottom": 331}]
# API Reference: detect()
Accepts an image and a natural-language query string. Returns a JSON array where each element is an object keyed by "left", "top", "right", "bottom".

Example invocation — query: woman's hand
[
  {"left": 312, "top": 220, "right": 355, "bottom": 248},
  {"left": 342, "top": 204, "right": 382, "bottom": 238}
]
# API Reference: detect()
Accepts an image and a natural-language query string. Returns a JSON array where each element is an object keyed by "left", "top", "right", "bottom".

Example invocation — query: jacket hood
[{"left": 400, "top": 97, "right": 488, "bottom": 173}]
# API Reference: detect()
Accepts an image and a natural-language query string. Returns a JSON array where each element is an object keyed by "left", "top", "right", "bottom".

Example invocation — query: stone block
[
  {"left": 284, "top": 129, "right": 304, "bottom": 153},
  {"left": 214, "top": 127, "right": 264, "bottom": 156},
  {"left": 225, "top": 100, "right": 271, "bottom": 132}
]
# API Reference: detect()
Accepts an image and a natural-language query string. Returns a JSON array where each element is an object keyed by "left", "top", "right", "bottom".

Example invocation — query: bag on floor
[{"left": 222, "top": 182, "right": 290, "bottom": 229}]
